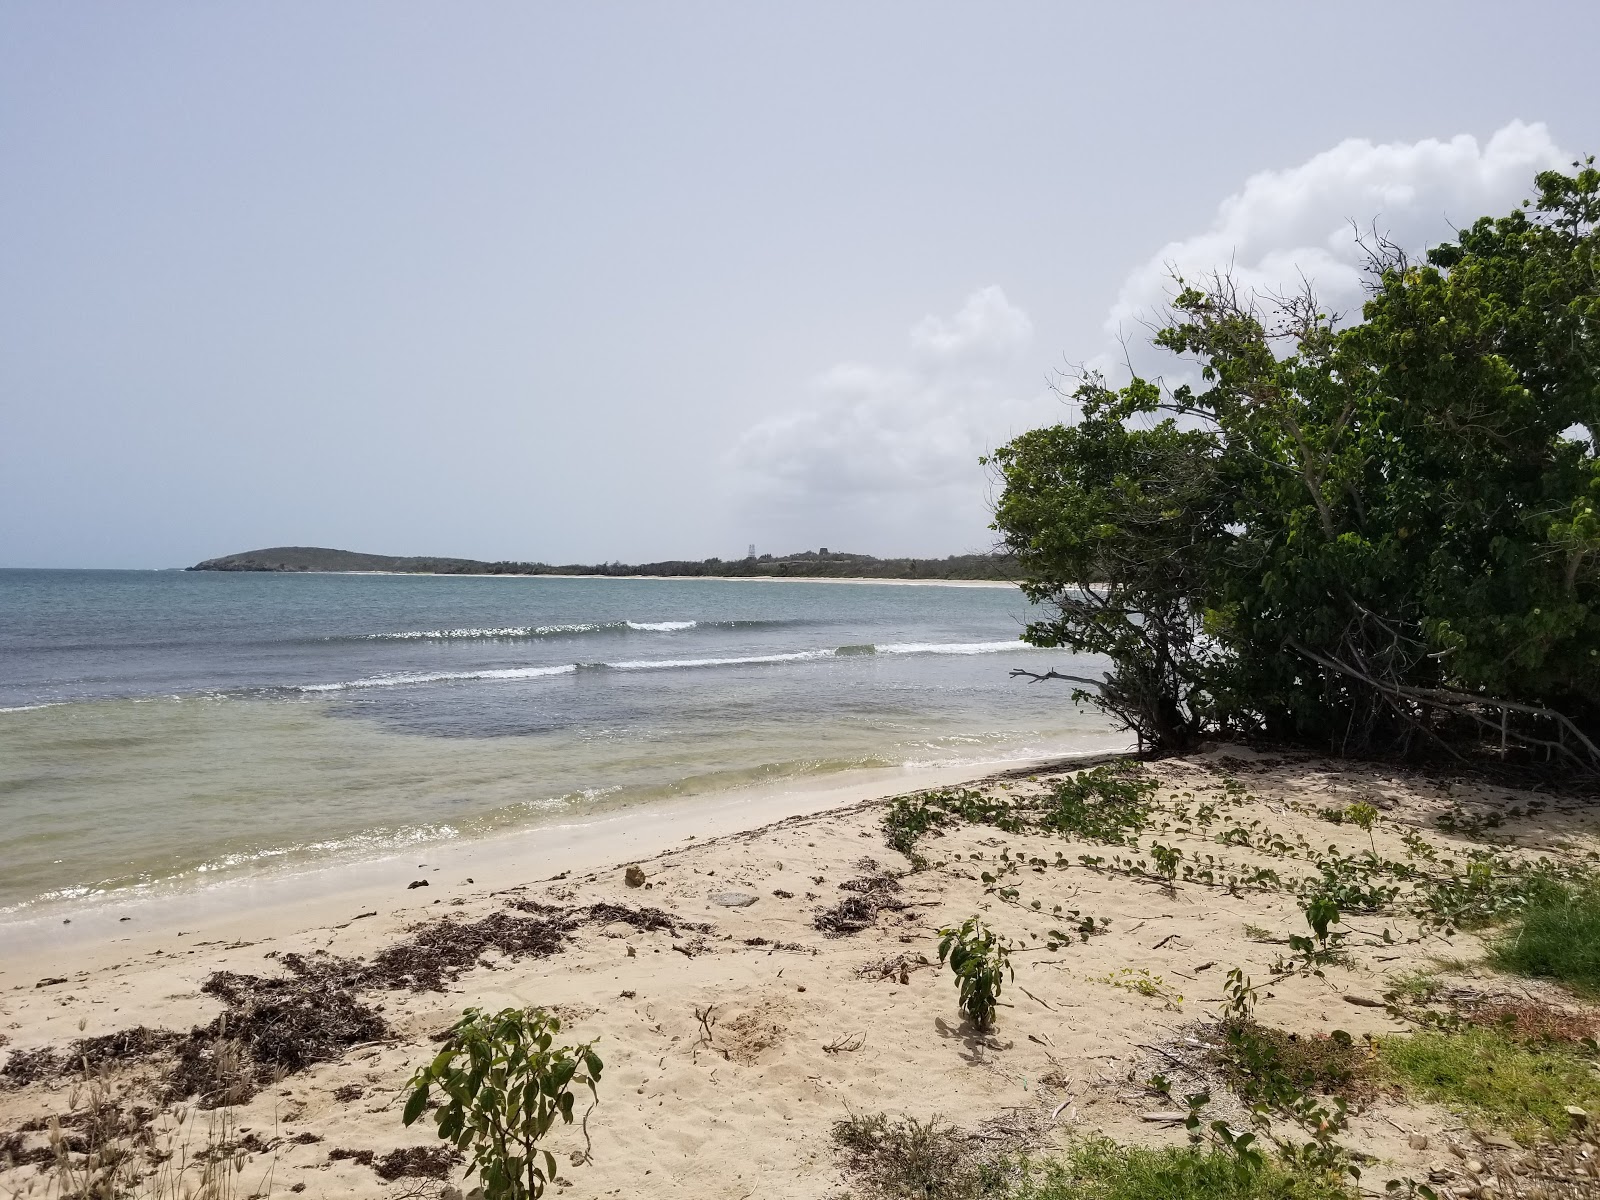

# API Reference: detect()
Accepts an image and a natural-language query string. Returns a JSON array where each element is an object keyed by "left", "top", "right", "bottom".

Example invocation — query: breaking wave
[
  {"left": 350, "top": 618, "right": 795, "bottom": 642},
  {"left": 291, "top": 640, "right": 1029, "bottom": 692}
]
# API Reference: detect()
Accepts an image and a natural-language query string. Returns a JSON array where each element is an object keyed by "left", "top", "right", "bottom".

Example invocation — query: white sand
[{"left": 2, "top": 748, "right": 1590, "bottom": 1198}]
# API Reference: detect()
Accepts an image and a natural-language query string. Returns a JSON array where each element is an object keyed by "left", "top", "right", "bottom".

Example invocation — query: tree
[{"left": 992, "top": 161, "right": 1600, "bottom": 765}]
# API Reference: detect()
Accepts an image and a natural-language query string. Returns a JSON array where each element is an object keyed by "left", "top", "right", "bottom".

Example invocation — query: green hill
[{"left": 187, "top": 546, "right": 1018, "bottom": 581}]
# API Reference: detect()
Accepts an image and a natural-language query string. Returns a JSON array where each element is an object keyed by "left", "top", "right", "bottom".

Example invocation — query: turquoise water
[{"left": 0, "top": 570, "right": 1117, "bottom": 912}]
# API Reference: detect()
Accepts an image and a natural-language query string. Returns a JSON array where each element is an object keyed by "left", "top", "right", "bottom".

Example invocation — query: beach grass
[
  {"left": 1009, "top": 1140, "right": 1350, "bottom": 1200},
  {"left": 1376, "top": 1027, "right": 1600, "bottom": 1143},
  {"left": 1491, "top": 884, "right": 1600, "bottom": 995}
]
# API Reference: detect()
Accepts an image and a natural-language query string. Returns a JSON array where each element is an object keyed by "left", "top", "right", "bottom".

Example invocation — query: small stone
[
  {"left": 1409, "top": 1134, "right": 1429, "bottom": 1150},
  {"left": 407, "top": 879, "right": 428, "bottom": 889},
  {"left": 1465, "top": 1158, "right": 1484, "bottom": 1176},
  {"left": 1568, "top": 1105, "right": 1590, "bottom": 1128},
  {"left": 712, "top": 892, "right": 758, "bottom": 908},
  {"left": 1141, "top": 1111, "right": 1189, "bottom": 1123},
  {"left": 625, "top": 865, "right": 646, "bottom": 888}
]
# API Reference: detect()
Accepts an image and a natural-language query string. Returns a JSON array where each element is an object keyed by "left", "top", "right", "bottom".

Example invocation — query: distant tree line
[
  {"left": 990, "top": 161, "right": 1600, "bottom": 769},
  {"left": 189, "top": 546, "right": 1019, "bottom": 581}
]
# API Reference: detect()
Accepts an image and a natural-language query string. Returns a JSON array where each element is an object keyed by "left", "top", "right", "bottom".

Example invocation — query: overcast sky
[{"left": 2, "top": 3, "right": 1595, "bottom": 568}]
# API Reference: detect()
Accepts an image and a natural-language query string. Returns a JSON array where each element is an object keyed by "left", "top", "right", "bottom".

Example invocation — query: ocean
[{"left": 0, "top": 569, "right": 1119, "bottom": 915}]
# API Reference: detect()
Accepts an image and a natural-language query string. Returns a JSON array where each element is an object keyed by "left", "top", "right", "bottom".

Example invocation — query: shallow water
[{"left": 0, "top": 569, "right": 1118, "bottom": 912}]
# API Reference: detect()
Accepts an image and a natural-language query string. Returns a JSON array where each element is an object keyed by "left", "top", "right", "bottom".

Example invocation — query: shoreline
[{"left": 0, "top": 743, "right": 1128, "bottom": 976}]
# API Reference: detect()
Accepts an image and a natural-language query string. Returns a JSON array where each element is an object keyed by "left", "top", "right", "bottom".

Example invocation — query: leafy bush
[
  {"left": 989, "top": 162, "right": 1600, "bottom": 763},
  {"left": 1011, "top": 1139, "right": 1352, "bottom": 1200},
  {"left": 1376, "top": 1027, "right": 1600, "bottom": 1144},
  {"left": 1491, "top": 883, "right": 1600, "bottom": 993},
  {"left": 937, "top": 917, "right": 1013, "bottom": 1031},
  {"left": 402, "top": 1007, "right": 602, "bottom": 1200}
]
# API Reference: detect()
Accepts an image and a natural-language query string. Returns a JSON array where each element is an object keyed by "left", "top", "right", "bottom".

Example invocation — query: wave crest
[{"left": 289, "top": 639, "right": 1028, "bottom": 692}]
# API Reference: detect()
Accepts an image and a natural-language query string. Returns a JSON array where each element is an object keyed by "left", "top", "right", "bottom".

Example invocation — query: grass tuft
[
  {"left": 1011, "top": 1140, "right": 1350, "bottom": 1200},
  {"left": 832, "top": 1112, "right": 997, "bottom": 1198},
  {"left": 1377, "top": 1027, "right": 1600, "bottom": 1143},
  {"left": 1491, "top": 884, "right": 1600, "bottom": 994}
]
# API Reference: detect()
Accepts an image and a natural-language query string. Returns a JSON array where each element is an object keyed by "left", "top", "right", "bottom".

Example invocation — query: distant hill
[{"left": 187, "top": 546, "right": 1020, "bottom": 581}]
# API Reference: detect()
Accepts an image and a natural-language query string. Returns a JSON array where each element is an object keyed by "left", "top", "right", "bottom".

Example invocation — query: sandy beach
[{"left": 5, "top": 746, "right": 1594, "bottom": 1198}]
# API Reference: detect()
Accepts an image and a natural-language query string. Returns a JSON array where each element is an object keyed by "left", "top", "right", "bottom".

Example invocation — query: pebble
[{"left": 712, "top": 892, "right": 758, "bottom": 907}]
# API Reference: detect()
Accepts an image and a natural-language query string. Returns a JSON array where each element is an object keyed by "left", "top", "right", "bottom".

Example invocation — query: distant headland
[{"left": 187, "top": 546, "right": 1020, "bottom": 581}]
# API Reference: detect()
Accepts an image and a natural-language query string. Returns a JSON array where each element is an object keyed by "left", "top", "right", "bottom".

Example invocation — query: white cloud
[
  {"left": 729, "top": 287, "right": 1048, "bottom": 508},
  {"left": 910, "top": 285, "right": 1034, "bottom": 362},
  {"left": 1102, "top": 120, "right": 1569, "bottom": 375},
  {"left": 728, "top": 122, "right": 1574, "bottom": 550}
]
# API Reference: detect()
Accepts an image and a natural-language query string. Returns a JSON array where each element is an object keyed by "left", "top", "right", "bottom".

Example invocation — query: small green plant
[
  {"left": 1381, "top": 971, "right": 1442, "bottom": 1007},
  {"left": 1344, "top": 803, "right": 1378, "bottom": 854},
  {"left": 1284, "top": 896, "right": 1343, "bottom": 972},
  {"left": 1098, "top": 968, "right": 1183, "bottom": 1009},
  {"left": 936, "top": 917, "right": 1013, "bottom": 1031},
  {"left": 402, "top": 1007, "right": 602, "bottom": 1200},
  {"left": 1149, "top": 843, "right": 1182, "bottom": 890}
]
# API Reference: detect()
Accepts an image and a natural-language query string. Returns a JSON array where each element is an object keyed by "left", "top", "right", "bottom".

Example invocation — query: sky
[{"left": 1, "top": 3, "right": 1595, "bottom": 569}]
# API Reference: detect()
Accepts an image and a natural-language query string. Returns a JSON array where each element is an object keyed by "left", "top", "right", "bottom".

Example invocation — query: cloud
[
  {"left": 910, "top": 285, "right": 1034, "bottom": 362},
  {"left": 1102, "top": 120, "right": 1570, "bottom": 374},
  {"left": 728, "top": 122, "right": 1574, "bottom": 550},
  {"left": 729, "top": 287, "right": 1047, "bottom": 507}
]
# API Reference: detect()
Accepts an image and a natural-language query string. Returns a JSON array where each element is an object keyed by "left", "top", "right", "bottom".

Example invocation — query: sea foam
[{"left": 292, "top": 640, "right": 1028, "bottom": 692}]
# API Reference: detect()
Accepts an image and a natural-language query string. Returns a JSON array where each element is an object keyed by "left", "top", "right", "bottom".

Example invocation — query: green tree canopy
[{"left": 991, "top": 160, "right": 1600, "bottom": 765}]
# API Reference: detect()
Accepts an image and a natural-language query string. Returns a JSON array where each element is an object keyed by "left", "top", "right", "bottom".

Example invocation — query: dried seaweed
[
  {"left": 373, "top": 1146, "right": 465, "bottom": 1181},
  {"left": 0, "top": 1047, "right": 62, "bottom": 1088},
  {"left": 814, "top": 873, "right": 906, "bottom": 938}
]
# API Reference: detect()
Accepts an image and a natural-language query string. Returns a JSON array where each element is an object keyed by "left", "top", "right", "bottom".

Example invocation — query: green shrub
[
  {"left": 1011, "top": 1139, "right": 1350, "bottom": 1200},
  {"left": 937, "top": 917, "right": 1013, "bottom": 1031},
  {"left": 1491, "top": 884, "right": 1600, "bottom": 994},
  {"left": 1376, "top": 1027, "right": 1600, "bottom": 1143},
  {"left": 402, "top": 1007, "right": 602, "bottom": 1200}
]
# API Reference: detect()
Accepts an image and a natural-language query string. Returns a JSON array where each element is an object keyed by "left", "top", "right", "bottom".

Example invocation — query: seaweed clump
[{"left": 814, "top": 873, "right": 907, "bottom": 938}]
